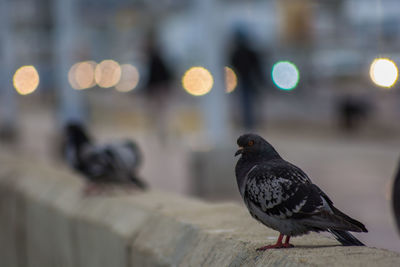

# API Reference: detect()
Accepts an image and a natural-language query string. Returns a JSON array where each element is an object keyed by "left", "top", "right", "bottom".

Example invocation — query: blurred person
[
  {"left": 229, "top": 28, "right": 267, "bottom": 130},
  {"left": 0, "top": 122, "right": 17, "bottom": 143},
  {"left": 144, "top": 32, "right": 173, "bottom": 143},
  {"left": 393, "top": 159, "right": 400, "bottom": 234},
  {"left": 63, "top": 121, "right": 147, "bottom": 194},
  {"left": 336, "top": 95, "right": 371, "bottom": 132}
]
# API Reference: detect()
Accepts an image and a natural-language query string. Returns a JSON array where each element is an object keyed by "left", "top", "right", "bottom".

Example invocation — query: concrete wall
[{"left": 1, "top": 153, "right": 400, "bottom": 267}]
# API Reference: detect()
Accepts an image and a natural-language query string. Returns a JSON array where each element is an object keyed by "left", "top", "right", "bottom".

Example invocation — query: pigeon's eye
[{"left": 248, "top": 140, "right": 254, "bottom": 146}]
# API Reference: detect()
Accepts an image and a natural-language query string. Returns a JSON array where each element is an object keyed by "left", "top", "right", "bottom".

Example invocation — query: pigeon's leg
[
  {"left": 256, "top": 233, "right": 285, "bottom": 251},
  {"left": 83, "top": 183, "right": 109, "bottom": 196},
  {"left": 83, "top": 183, "right": 100, "bottom": 196},
  {"left": 283, "top": 235, "right": 294, "bottom": 248}
]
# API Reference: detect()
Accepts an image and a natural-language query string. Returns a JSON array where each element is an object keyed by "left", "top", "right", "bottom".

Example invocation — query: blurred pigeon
[
  {"left": 235, "top": 133, "right": 367, "bottom": 250},
  {"left": 64, "top": 122, "right": 147, "bottom": 192},
  {"left": 393, "top": 159, "right": 400, "bottom": 233}
]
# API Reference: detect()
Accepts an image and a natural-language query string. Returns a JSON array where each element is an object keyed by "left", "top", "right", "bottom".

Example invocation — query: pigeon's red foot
[
  {"left": 83, "top": 183, "right": 108, "bottom": 196},
  {"left": 256, "top": 234, "right": 294, "bottom": 251}
]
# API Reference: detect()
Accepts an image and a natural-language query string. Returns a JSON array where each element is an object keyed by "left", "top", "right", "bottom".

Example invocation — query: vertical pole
[
  {"left": 0, "top": 0, "right": 17, "bottom": 135},
  {"left": 189, "top": 0, "right": 233, "bottom": 198},
  {"left": 193, "top": 0, "right": 229, "bottom": 145},
  {"left": 53, "top": 0, "right": 86, "bottom": 126}
]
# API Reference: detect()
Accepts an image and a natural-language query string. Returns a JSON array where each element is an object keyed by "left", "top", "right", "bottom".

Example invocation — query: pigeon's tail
[
  {"left": 130, "top": 175, "right": 148, "bottom": 190},
  {"left": 328, "top": 229, "right": 365, "bottom": 246},
  {"left": 331, "top": 206, "right": 368, "bottom": 233}
]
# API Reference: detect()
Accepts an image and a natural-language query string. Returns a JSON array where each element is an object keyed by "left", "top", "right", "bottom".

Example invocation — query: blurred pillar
[
  {"left": 326, "top": 0, "right": 345, "bottom": 38},
  {"left": 278, "top": 0, "right": 313, "bottom": 45},
  {"left": 0, "top": 0, "right": 17, "bottom": 138},
  {"left": 53, "top": 0, "right": 86, "bottom": 126},
  {"left": 193, "top": 0, "right": 230, "bottom": 145},
  {"left": 278, "top": 0, "right": 313, "bottom": 89},
  {"left": 189, "top": 0, "right": 232, "bottom": 200}
]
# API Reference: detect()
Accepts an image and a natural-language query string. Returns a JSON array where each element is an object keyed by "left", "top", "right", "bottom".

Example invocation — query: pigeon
[
  {"left": 64, "top": 122, "right": 147, "bottom": 192},
  {"left": 393, "top": 159, "right": 400, "bottom": 233},
  {"left": 234, "top": 133, "right": 367, "bottom": 250}
]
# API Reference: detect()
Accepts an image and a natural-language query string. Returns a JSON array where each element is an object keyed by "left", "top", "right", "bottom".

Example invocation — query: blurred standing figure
[
  {"left": 337, "top": 96, "right": 371, "bottom": 133},
  {"left": 393, "top": 159, "right": 400, "bottom": 234},
  {"left": 229, "top": 29, "right": 265, "bottom": 130},
  {"left": 144, "top": 32, "right": 173, "bottom": 143}
]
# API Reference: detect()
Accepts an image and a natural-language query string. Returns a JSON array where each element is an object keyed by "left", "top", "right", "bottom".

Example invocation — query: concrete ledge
[{"left": 1, "top": 153, "right": 400, "bottom": 267}]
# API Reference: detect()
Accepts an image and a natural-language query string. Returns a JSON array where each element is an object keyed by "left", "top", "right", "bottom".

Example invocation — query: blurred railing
[{"left": 0, "top": 153, "right": 399, "bottom": 267}]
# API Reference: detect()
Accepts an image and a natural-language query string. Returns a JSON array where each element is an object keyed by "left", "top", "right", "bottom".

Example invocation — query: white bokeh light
[
  {"left": 271, "top": 61, "right": 299, "bottom": 90},
  {"left": 115, "top": 64, "right": 140, "bottom": 92},
  {"left": 370, "top": 58, "right": 398, "bottom": 88}
]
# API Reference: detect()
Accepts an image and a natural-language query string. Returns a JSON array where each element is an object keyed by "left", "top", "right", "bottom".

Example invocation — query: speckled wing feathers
[{"left": 244, "top": 161, "right": 327, "bottom": 220}]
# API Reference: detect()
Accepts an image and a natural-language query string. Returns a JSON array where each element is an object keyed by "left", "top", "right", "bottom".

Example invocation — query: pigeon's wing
[
  {"left": 102, "top": 144, "right": 136, "bottom": 176},
  {"left": 245, "top": 162, "right": 366, "bottom": 232},
  {"left": 244, "top": 164, "right": 326, "bottom": 220},
  {"left": 99, "top": 143, "right": 147, "bottom": 188},
  {"left": 79, "top": 145, "right": 114, "bottom": 181}
]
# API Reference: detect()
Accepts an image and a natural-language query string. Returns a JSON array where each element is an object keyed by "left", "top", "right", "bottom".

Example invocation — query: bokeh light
[
  {"left": 76, "top": 61, "right": 96, "bottom": 89},
  {"left": 68, "top": 63, "right": 80, "bottom": 89},
  {"left": 271, "top": 61, "right": 299, "bottom": 90},
  {"left": 224, "top": 67, "right": 237, "bottom": 93},
  {"left": 68, "top": 61, "right": 96, "bottom": 90},
  {"left": 115, "top": 64, "right": 140, "bottom": 92},
  {"left": 95, "top": 60, "right": 122, "bottom": 88},
  {"left": 182, "top": 66, "right": 214, "bottom": 96},
  {"left": 13, "top": 65, "right": 40, "bottom": 95},
  {"left": 369, "top": 58, "right": 398, "bottom": 88}
]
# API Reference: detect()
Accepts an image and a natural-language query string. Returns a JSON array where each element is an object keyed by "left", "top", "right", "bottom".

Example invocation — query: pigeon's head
[
  {"left": 65, "top": 121, "right": 91, "bottom": 145},
  {"left": 235, "top": 133, "right": 280, "bottom": 159}
]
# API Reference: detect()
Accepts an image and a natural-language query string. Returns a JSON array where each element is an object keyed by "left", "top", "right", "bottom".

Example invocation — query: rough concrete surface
[{"left": 0, "top": 152, "right": 399, "bottom": 267}]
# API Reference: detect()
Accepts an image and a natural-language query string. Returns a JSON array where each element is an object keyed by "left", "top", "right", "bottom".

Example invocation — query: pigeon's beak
[{"left": 235, "top": 147, "right": 243, "bottom": 156}]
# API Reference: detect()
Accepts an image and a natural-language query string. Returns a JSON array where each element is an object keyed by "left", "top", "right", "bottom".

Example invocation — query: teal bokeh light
[{"left": 271, "top": 61, "right": 299, "bottom": 90}]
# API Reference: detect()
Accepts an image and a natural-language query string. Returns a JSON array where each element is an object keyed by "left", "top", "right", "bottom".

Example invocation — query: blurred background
[{"left": 1, "top": 0, "right": 400, "bottom": 252}]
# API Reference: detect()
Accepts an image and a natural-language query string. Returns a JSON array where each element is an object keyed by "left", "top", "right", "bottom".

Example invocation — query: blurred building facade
[{"left": 1, "top": 0, "right": 400, "bottom": 132}]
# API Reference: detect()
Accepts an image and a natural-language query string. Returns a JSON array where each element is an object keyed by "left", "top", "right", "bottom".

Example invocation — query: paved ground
[{"left": 2, "top": 92, "right": 400, "bottom": 253}]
